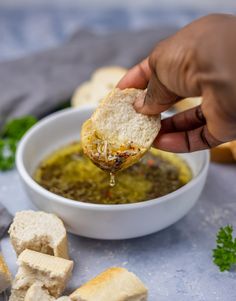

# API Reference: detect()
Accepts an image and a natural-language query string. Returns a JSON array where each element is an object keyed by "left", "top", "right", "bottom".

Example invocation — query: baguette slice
[
  {"left": 71, "top": 66, "right": 127, "bottom": 108},
  {"left": 230, "top": 141, "right": 236, "bottom": 160},
  {"left": 81, "top": 88, "right": 161, "bottom": 173},
  {"left": 10, "top": 249, "right": 73, "bottom": 299},
  {"left": 174, "top": 97, "right": 202, "bottom": 111},
  {"left": 91, "top": 66, "right": 127, "bottom": 84},
  {"left": 0, "top": 253, "right": 11, "bottom": 293},
  {"left": 9, "top": 210, "right": 69, "bottom": 259},
  {"left": 70, "top": 267, "right": 148, "bottom": 301},
  {"left": 210, "top": 141, "right": 236, "bottom": 163},
  {"left": 24, "top": 282, "right": 55, "bottom": 301}
]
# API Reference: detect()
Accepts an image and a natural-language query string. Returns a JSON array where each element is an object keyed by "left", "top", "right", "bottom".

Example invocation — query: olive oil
[
  {"left": 109, "top": 172, "right": 116, "bottom": 187},
  {"left": 34, "top": 142, "right": 192, "bottom": 205}
]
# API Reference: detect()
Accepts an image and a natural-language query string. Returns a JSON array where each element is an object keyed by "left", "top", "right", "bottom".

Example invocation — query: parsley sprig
[
  {"left": 0, "top": 116, "right": 37, "bottom": 171},
  {"left": 213, "top": 225, "right": 236, "bottom": 272}
]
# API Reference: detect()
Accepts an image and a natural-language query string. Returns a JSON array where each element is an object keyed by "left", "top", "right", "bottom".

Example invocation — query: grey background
[{"left": 0, "top": 1, "right": 236, "bottom": 300}]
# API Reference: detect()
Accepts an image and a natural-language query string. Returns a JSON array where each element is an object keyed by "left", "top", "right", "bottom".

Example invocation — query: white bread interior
[
  {"left": 10, "top": 249, "right": 73, "bottom": 299},
  {"left": 81, "top": 88, "right": 161, "bottom": 172},
  {"left": 24, "top": 282, "right": 55, "bottom": 301},
  {"left": 70, "top": 267, "right": 148, "bottom": 301},
  {"left": 9, "top": 288, "right": 27, "bottom": 301},
  {"left": 9, "top": 210, "right": 69, "bottom": 259},
  {"left": 0, "top": 253, "right": 12, "bottom": 293},
  {"left": 71, "top": 66, "right": 127, "bottom": 108}
]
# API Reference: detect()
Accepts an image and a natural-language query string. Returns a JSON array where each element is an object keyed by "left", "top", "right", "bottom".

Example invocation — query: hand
[{"left": 117, "top": 14, "right": 236, "bottom": 152}]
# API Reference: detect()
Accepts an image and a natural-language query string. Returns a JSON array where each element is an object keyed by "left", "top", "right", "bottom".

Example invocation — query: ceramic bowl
[{"left": 16, "top": 107, "right": 209, "bottom": 239}]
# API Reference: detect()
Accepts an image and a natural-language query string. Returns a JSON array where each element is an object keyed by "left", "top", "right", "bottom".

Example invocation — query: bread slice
[
  {"left": 71, "top": 66, "right": 127, "bottom": 108},
  {"left": 91, "top": 66, "right": 127, "bottom": 89},
  {"left": 81, "top": 88, "right": 161, "bottom": 173},
  {"left": 174, "top": 97, "right": 202, "bottom": 111},
  {"left": 9, "top": 210, "right": 69, "bottom": 259},
  {"left": 211, "top": 141, "right": 236, "bottom": 163},
  {"left": 70, "top": 267, "right": 148, "bottom": 301},
  {"left": 57, "top": 297, "right": 72, "bottom": 301},
  {"left": 24, "top": 282, "right": 55, "bottom": 301},
  {"left": 9, "top": 288, "right": 27, "bottom": 301},
  {"left": 10, "top": 249, "right": 73, "bottom": 299},
  {"left": 231, "top": 141, "right": 236, "bottom": 160},
  {"left": 0, "top": 253, "right": 11, "bottom": 293}
]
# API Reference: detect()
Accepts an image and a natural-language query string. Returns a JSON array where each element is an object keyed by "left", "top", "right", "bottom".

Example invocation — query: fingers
[
  {"left": 160, "top": 105, "right": 206, "bottom": 133},
  {"left": 117, "top": 58, "right": 151, "bottom": 90},
  {"left": 153, "top": 105, "right": 222, "bottom": 152},
  {"left": 153, "top": 124, "right": 222, "bottom": 152},
  {"left": 134, "top": 73, "right": 181, "bottom": 115}
]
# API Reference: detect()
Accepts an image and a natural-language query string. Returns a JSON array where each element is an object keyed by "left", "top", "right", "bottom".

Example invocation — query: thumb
[{"left": 134, "top": 70, "right": 181, "bottom": 115}]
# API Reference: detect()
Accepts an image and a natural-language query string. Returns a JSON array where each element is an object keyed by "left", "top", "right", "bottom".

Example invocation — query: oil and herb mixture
[{"left": 34, "top": 142, "right": 192, "bottom": 205}]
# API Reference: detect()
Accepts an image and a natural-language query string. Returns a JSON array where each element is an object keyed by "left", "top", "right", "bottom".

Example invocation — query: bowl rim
[{"left": 16, "top": 107, "right": 210, "bottom": 211}]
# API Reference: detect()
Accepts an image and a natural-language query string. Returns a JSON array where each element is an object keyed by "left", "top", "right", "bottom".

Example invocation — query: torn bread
[
  {"left": 24, "top": 282, "right": 72, "bottom": 301},
  {"left": 70, "top": 267, "right": 148, "bottom": 301},
  {"left": 24, "top": 282, "right": 55, "bottom": 301},
  {"left": 71, "top": 66, "right": 127, "bottom": 108},
  {"left": 9, "top": 210, "right": 69, "bottom": 259},
  {"left": 81, "top": 88, "right": 161, "bottom": 173},
  {"left": 10, "top": 249, "right": 73, "bottom": 299},
  {"left": 9, "top": 288, "right": 27, "bottom": 301},
  {"left": 0, "top": 253, "right": 11, "bottom": 293}
]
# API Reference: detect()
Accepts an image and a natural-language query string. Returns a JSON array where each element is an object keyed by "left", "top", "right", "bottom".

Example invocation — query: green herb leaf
[
  {"left": 0, "top": 116, "right": 37, "bottom": 171},
  {"left": 1, "top": 116, "right": 37, "bottom": 140},
  {"left": 213, "top": 225, "right": 236, "bottom": 272}
]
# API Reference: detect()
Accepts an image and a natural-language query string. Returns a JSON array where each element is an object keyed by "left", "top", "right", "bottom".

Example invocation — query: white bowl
[{"left": 16, "top": 107, "right": 209, "bottom": 240}]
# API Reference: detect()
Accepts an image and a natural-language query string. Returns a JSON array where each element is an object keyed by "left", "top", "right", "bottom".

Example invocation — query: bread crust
[
  {"left": 210, "top": 141, "right": 236, "bottom": 163},
  {"left": 174, "top": 97, "right": 202, "bottom": 111},
  {"left": 8, "top": 210, "right": 69, "bottom": 259},
  {"left": 81, "top": 88, "right": 161, "bottom": 173},
  {"left": 0, "top": 253, "right": 12, "bottom": 293},
  {"left": 70, "top": 267, "right": 148, "bottom": 301}
]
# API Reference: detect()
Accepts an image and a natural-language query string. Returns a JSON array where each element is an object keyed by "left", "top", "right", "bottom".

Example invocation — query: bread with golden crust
[
  {"left": 70, "top": 267, "right": 148, "bottom": 301},
  {"left": 81, "top": 88, "right": 161, "bottom": 173},
  {"left": 0, "top": 253, "right": 11, "bottom": 293}
]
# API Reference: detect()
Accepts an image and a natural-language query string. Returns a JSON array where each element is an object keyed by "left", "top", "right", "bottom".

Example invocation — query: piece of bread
[
  {"left": 71, "top": 66, "right": 127, "bottom": 108},
  {"left": 81, "top": 88, "right": 161, "bottom": 173},
  {"left": 24, "top": 282, "right": 72, "bottom": 301},
  {"left": 10, "top": 249, "right": 73, "bottom": 299},
  {"left": 70, "top": 267, "right": 148, "bottom": 301},
  {"left": 0, "top": 253, "right": 11, "bottom": 293},
  {"left": 91, "top": 66, "right": 127, "bottom": 89},
  {"left": 174, "top": 97, "right": 202, "bottom": 111},
  {"left": 210, "top": 141, "right": 236, "bottom": 163},
  {"left": 231, "top": 141, "right": 236, "bottom": 160},
  {"left": 9, "top": 288, "right": 27, "bottom": 301},
  {"left": 9, "top": 210, "right": 69, "bottom": 259},
  {"left": 24, "top": 282, "right": 55, "bottom": 301}
]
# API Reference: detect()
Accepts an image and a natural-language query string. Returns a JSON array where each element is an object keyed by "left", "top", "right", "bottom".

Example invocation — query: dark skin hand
[{"left": 117, "top": 14, "right": 236, "bottom": 152}]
